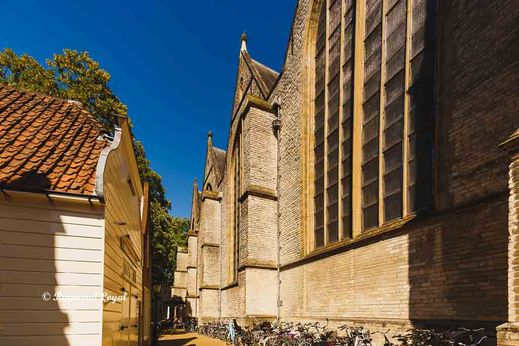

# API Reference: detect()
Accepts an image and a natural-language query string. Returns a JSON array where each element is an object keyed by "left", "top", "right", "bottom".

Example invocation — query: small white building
[{"left": 0, "top": 85, "right": 151, "bottom": 346}]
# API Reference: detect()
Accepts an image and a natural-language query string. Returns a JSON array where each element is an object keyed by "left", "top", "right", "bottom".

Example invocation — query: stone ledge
[
  {"left": 243, "top": 95, "right": 274, "bottom": 115},
  {"left": 221, "top": 280, "right": 239, "bottom": 291},
  {"left": 497, "top": 323, "right": 519, "bottom": 345},
  {"left": 202, "top": 189, "right": 221, "bottom": 201},
  {"left": 281, "top": 214, "right": 416, "bottom": 271},
  {"left": 283, "top": 191, "right": 507, "bottom": 271},
  {"left": 232, "top": 95, "right": 276, "bottom": 124},
  {"left": 199, "top": 285, "right": 219, "bottom": 290},
  {"left": 201, "top": 242, "right": 220, "bottom": 249},
  {"left": 187, "top": 229, "right": 197, "bottom": 237},
  {"left": 238, "top": 260, "right": 277, "bottom": 272},
  {"left": 500, "top": 128, "right": 519, "bottom": 154},
  {"left": 239, "top": 184, "right": 277, "bottom": 202},
  {"left": 244, "top": 315, "right": 277, "bottom": 323}
]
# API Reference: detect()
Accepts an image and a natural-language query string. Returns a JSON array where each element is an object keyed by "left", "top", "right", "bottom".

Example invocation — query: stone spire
[
  {"left": 207, "top": 130, "right": 213, "bottom": 147},
  {"left": 240, "top": 32, "right": 247, "bottom": 52}
]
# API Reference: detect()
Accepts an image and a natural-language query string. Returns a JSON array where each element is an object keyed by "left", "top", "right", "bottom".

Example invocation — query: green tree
[
  {"left": 0, "top": 48, "right": 56, "bottom": 94},
  {"left": 150, "top": 201, "right": 189, "bottom": 284},
  {"left": 0, "top": 48, "right": 187, "bottom": 286},
  {"left": 0, "top": 48, "right": 125, "bottom": 129}
]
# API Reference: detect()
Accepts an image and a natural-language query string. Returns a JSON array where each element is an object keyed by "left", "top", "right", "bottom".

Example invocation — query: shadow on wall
[
  {"left": 158, "top": 337, "right": 197, "bottom": 346},
  {"left": 185, "top": 300, "right": 193, "bottom": 317},
  {"left": 1, "top": 171, "right": 70, "bottom": 345},
  {"left": 407, "top": 0, "right": 508, "bottom": 331}
]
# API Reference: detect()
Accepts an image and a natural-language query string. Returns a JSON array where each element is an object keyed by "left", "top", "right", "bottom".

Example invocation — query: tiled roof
[{"left": 0, "top": 84, "right": 108, "bottom": 195}]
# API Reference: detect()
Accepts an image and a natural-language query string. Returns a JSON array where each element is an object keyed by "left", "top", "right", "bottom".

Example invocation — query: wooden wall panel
[{"left": 0, "top": 196, "right": 104, "bottom": 345}]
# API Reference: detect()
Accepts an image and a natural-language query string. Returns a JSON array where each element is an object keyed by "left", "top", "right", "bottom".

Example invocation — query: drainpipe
[
  {"left": 272, "top": 100, "right": 282, "bottom": 323},
  {"left": 219, "top": 197, "right": 223, "bottom": 321}
]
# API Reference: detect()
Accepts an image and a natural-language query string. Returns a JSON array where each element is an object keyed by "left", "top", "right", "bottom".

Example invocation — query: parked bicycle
[{"left": 195, "top": 320, "right": 493, "bottom": 346}]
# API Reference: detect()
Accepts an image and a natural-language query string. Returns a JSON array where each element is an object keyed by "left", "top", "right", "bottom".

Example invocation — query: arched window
[
  {"left": 232, "top": 127, "right": 242, "bottom": 280},
  {"left": 314, "top": 0, "right": 355, "bottom": 247},
  {"left": 313, "top": 0, "right": 436, "bottom": 249}
]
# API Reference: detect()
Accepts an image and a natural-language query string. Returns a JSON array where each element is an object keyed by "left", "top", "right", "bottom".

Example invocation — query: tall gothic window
[
  {"left": 233, "top": 129, "right": 241, "bottom": 280},
  {"left": 314, "top": 0, "right": 326, "bottom": 248},
  {"left": 313, "top": 0, "right": 436, "bottom": 248}
]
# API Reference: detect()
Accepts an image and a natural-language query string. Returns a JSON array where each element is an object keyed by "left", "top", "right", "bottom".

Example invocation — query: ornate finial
[
  {"left": 240, "top": 32, "right": 247, "bottom": 52},
  {"left": 207, "top": 130, "right": 213, "bottom": 146}
]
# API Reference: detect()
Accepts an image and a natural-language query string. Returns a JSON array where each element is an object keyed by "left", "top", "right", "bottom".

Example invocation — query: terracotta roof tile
[{"left": 0, "top": 84, "right": 108, "bottom": 195}]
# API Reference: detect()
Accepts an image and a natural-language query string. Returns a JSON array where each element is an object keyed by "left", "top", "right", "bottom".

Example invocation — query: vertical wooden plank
[{"left": 351, "top": 0, "right": 365, "bottom": 238}]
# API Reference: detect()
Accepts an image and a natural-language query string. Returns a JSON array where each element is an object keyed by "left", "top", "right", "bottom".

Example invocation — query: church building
[{"left": 173, "top": 0, "right": 519, "bottom": 343}]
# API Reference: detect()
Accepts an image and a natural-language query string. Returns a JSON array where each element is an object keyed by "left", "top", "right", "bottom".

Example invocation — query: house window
[
  {"left": 313, "top": 0, "right": 436, "bottom": 248},
  {"left": 233, "top": 129, "right": 241, "bottom": 280}
]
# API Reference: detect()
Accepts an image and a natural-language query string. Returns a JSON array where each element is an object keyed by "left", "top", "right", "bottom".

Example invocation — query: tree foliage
[
  {"left": 0, "top": 48, "right": 187, "bottom": 286},
  {"left": 150, "top": 202, "right": 189, "bottom": 284},
  {"left": 0, "top": 48, "right": 125, "bottom": 129}
]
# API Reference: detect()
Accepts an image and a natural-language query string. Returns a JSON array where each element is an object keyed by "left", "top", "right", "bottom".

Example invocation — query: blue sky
[{"left": 0, "top": 0, "right": 295, "bottom": 217}]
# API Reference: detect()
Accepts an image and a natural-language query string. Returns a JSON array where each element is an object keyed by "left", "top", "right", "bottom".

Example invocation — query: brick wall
[
  {"left": 267, "top": 0, "right": 517, "bottom": 330},
  {"left": 173, "top": 250, "right": 187, "bottom": 299},
  {"left": 497, "top": 131, "right": 519, "bottom": 345},
  {"left": 197, "top": 151, "right": 222, "bottom": 321},
  {"left": 435, "top": 0, "right": 519, "bottom": 210},
  {"left": 187, "top": 0, "right": 519, "bottom": 332},
  {"left": 186, "top": 234, "right": 198, "bottom": 317},
  {"left": 510, "top": 149, "right": 519, "bottom": 321}
]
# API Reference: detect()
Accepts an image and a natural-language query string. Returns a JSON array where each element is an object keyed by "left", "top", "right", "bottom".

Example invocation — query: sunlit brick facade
[{"left": 173, "top": 0, "right": 519, "bottom": 342}]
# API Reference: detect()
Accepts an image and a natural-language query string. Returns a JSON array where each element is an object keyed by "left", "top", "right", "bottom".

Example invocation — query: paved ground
[{"left": 159, "top": 330, "right": 227, "bottom": 346}]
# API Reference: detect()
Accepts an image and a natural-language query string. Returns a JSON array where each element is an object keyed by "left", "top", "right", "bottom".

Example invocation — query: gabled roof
[
  {"left": 203, "top": 131, "right": 226, "bottom": 188},
  {"left": 241, "top": 51, "right": 279, "bottom": 99},
  {"left": 251, "top": 59, "right": 279, "bottom": 94},
  {"left": 212, "top": 146, "right": 226, "bottom": 184},
  {"left": 189, "top": 178, "right": 201, "bottom": 233},
  {"left": 0, "top": 84, "right": 108, "bottom": 195},
  {"left": 239, "top": 34, "right": 279, "bottom": 100}
]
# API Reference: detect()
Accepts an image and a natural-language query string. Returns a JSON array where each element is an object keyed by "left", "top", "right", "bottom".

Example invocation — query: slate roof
[
  {"left": 212, "top": 147, "right": 226, "bottom": 183},
  {"left": 251, "top": 59, "right": 279, "bottom": 94},
  {"left": 0, "top": 84, "right": 108, "bottom": 195}
]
